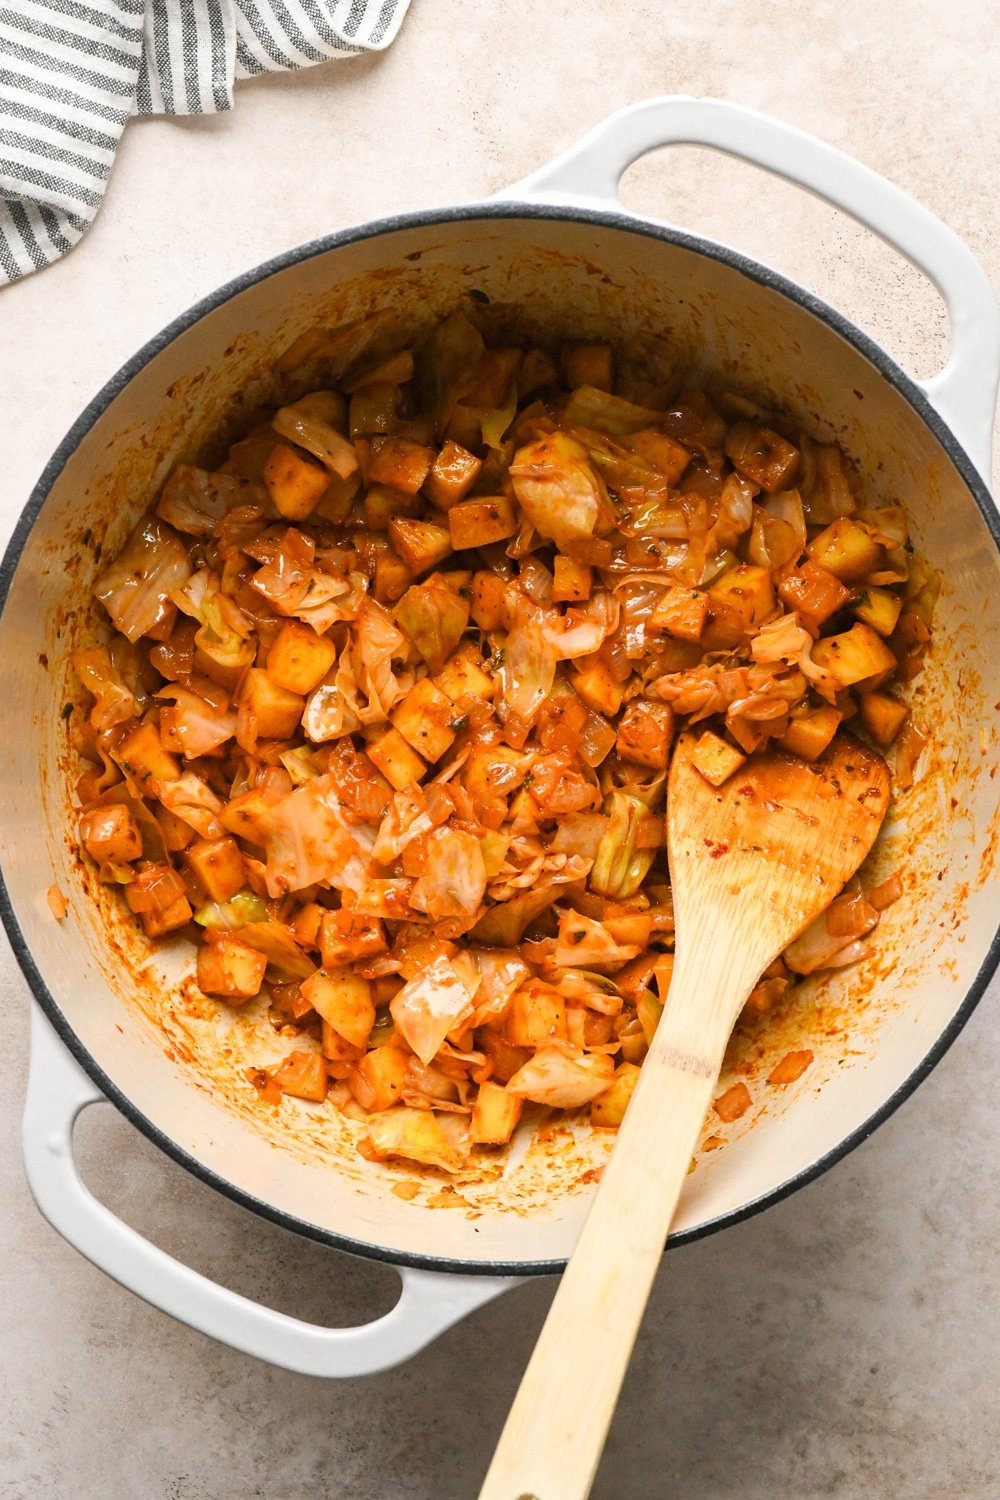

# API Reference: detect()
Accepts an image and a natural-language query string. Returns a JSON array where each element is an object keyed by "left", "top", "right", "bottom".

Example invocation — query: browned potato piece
[
  {"left": 267, "top": 621, "right": 337, "bottom": 695},
  {"left": 810, "top": 623, "right": 896, "bottom": 687},
  {"left": 185, "top": 835, "right": 245, "bottom": 903},
  {"left": 274, "top": 1051, "right": 329, "bottom": 1102},
  {"left": 237, "top": 669, "right": 304, "bottom": 743},
  {"left": 470, "top": 1080, "right": 523, "bottom": 1145},
  {"left": 551, "top": 557, "right": 592, "bottom": 602},
  {"left": 689, "top": 730, "right": 747, "bottom": 787},
  {"left": 859, "top": 691, "right": 909, "bottom": 746},
  {"left": 363, "top": 482, "right": 422, "bottom": 530},
  {"left": 391, "top": 678, "right": 459, "bottom": 761},
  {"left": 366, "top": 726, "right": 427, "bottom": 790},
  {"left": 616, "top": 699, "right": 675, "bottom": 769},
  {"left": 350, "top": 1044, "right": 410, "bottom": 1112},
  {"left": 388, "top": 516, "right": 453, "bottom": 575},
  {"left": 572, "top": 661, "right": 623, "bottom": 717},
  {"left": 197, "top": 932, "right": 267, "bottom": 1002},
  {"left": 779, "top": 705, "right": 842, "bottom": 761},
  {"left": 703, "top": 566, "right": 775, "bottom": 650},
  {"left": 368, "top": 436, "right": 435, "bottom": 495},
  {"left": 807, "top": 517, "right": 885, "bottom": 583},
  {"left": 505, "top": 982, "right": 567, "bottom": 1047},
  {"left": 649, "top": 586, "right": 708, "bottom": 642},
  {"left": 447, "top": 496, "right": 517, "bottom": 549},
  {"left": 263, "top": 442, "right": 330, "bottom": 520},
  {"left": 470, "top": 570, "right": 508, "bottom": 629},
  {"left": 424, "top": 440, "right": 483, "bottom": 509},
  {"left": 778, "top": 561, "right": 851, "bottom": 630}
]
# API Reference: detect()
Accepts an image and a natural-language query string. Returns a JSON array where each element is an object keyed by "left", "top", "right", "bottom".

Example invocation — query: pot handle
[
  {"left": 22, "top": 1003, "right": 515, "bottom": 1377},
  {"left": 500, "top": 96, "right": 1000, "bottom": 481}
]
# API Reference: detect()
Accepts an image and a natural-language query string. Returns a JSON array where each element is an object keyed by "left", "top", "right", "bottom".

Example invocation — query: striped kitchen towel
[{"left": 0, "top": 0, "right": 411, "bottom": 284}]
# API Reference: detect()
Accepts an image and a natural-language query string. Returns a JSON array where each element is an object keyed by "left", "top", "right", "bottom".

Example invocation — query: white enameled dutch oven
[{"left": 4, "top": 97, "right": 1000, "bottom": 1378}]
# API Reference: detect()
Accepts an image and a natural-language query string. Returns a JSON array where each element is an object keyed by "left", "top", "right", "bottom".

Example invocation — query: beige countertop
[{"left": 2, "top": 2, "right": 999, "bottom": 1495}]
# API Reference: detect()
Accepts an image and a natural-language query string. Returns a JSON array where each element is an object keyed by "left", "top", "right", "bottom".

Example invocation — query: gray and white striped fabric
[{"left": 0, "top": 0, "right": 410, "bottom": 283}]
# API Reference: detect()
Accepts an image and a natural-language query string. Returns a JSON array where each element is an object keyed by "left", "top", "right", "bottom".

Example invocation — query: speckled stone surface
[{"left": 2, "top": 3, "right": 1000, "bottom": 1496}]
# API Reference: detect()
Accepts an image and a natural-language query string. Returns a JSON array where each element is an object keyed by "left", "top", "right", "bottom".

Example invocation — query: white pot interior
[{"left": 3, "top": 210, "right": 999, "bottom": 1270}]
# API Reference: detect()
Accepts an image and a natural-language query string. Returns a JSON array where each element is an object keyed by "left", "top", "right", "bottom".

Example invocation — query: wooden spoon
[{"left": 479, "top": 732, "right": 891, "bottom": 1500}]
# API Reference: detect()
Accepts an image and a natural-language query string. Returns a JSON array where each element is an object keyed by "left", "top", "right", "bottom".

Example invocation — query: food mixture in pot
[{"left": 68, "top": 304, "right": 935, "bottom": 1174}]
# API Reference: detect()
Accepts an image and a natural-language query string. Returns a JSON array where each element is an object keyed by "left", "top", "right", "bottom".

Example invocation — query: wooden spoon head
[{"left": 667, "top": 731, "right": 891, "bottom": 986}]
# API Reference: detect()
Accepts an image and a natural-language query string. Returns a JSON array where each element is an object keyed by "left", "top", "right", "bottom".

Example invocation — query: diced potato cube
[
  {"left": 391, "top": 678, "right": 460, "bottom": 762},
  {"left": 349, "top": 1043, "right": 410, "bottom": 1112},
  {"left": 78, "top": 804, "right": 142, "bottom": 864},
  {"left": 448, "top": 496, "right": 517, "bottom": 549},
  {"left": 366, "top": 726, "right": 427, "bottom": 790},
  {"left": 425, "top": 440, "right": 483, "bottom": 509},
  {"left": 852, "top": 586, "right": 903, "bottom": 637},
  {"left": 129, "top": 887, "right": 193, "bottom": 940},
  {"left": 363, "top": 482, "right": 422, "bottom": 530},
  {"left": 628, "top": 429, "right": 691, "bottom": 486},
  {"left": 572, "top": 660, "right": 623, "bottom": 717},
  {"left": 262, "top": 442, "right": 330, "bottom": 521},
  {"left": 319, "top": 1021, "right": 363, "bottom": 1065},
  {"left": 649, "top": 586, "right": 708, "bottom": 642},
  {"left": 185, "top": 835, "right": 245, "bottom": 903},
  {"left": 778, "top": 561, "right": 851, "bottom": 630},
  {"left": 394, "top": 576, "right": 470, "bottom": 672},
  {"left": 560, "top": 341, "right": 613, "bottom": 391},
  {"left": 703, "top": 566, "right": 775, "bottom": 650},
  {"left": 320, "top": 910, "right": 387, "bottom": 968},
  {"left": 373, "top": 550, "right": 411, "bottom": 604},
  {"left": 807, "top": 518, "right": 884, "bottom": 583},
  {"left": 725, "top": 423, "right": 800, "bottom": 492},
  {"left": 779, "top": 705, "right": 842, "bottom": 761},
  {"left": 267, "top": 621, "right": 337, "bottom": 695},
  {"left": 301, "top": 970, "right": 375, "bottom": 1049},
  {"left": 551, "top": 557, "right": 593, "bottom": 602},
  {"left": 388, "top": 517, "right": 453, "bottom": 576},
  {"left": 810, "top": 623, "right": 896, "bottom": 687},
  {"left": 616, "top": 699, "right": 675, "bottom": 769},
  {"left": 197, "top": 933, "right": 267, "bottom": 1002},
  {"left": 288, "top": 901, "right": 324, "bottom": 949},
  {"left": 368, "top": 436, "right": 435, "bottom": 495},
  {"left": 237, "top": 668, "right": 304, "bottom": 743},
  {"left": 467, "top": 346, "right": 521, "bottom": 409},
  {"left": 154, "top": 804, "right": 197, "bottom": 853},
  {"left": 273, "top": 1050, "right": 328, "bottom": 1103},
  {"left": 434, "top": 645, "right": 496, "bottom": 703},
  {"left": 859, "top": 691, "right": 909, "bottom": 747},
  {"left": 348, "top": 381, "right": 401, "bottom": 438},
  {"left": 470, "top": 1080, "right": 523, "bottom": 1145},
  {"left": 118, "top": 723, "right": 180, "bottom": 785},
  {"left": 689, "top": 730, "right": 747, "bottom": 787},
  {"left": 591, "top": 1062, "right": 641, "bottom": 1128},
  {"left": 219, "top": 788, "right": 272, "bottom": 842},
  {"left": 505, "top": 981, "right": 567, "bottom": 1048},
  {"left": 470, "top": 570, "right": 509, "bottom": 630},
  {"left": 313, "top": 470, "right": 360, "bottom": 524}
]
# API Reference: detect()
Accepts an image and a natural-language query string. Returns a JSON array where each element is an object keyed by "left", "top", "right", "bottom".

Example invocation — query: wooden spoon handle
[{"left": 478, "top": 1030, "right": 725, "bottom": 1499}]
